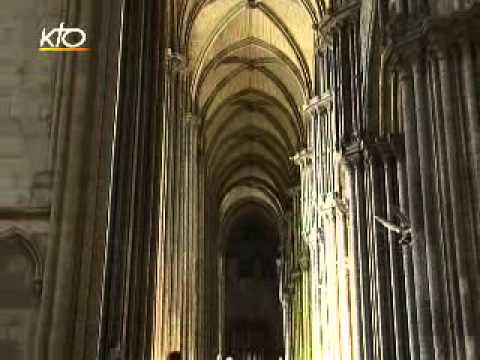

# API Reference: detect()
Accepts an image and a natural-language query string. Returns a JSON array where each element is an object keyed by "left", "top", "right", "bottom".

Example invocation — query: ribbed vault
[
  {"left": 184, "top": 0, "right": 321, "bottom": 223},
  {"left": 182, "top": 4, "right": 322, "bottom": 356}
]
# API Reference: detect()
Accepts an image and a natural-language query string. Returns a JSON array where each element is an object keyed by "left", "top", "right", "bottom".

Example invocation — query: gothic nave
[{"left": 1, "top": 1, "right": 480, "bottom": 360}]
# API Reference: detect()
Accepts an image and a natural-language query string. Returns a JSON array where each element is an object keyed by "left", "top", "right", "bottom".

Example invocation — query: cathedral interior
[{"left": 1, "top": 0, "right": 480, "bottom": 360}]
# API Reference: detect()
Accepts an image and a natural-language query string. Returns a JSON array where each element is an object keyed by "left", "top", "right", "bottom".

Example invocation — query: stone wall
[
  {"left": 0, "top": 210, "right": 49, "bottom": 360},
  {"left": 0, "top": 0, "right": 59, "bottom": 206},
  {"left": 0, "top": 1, "right": 59, "bottom": 358}
]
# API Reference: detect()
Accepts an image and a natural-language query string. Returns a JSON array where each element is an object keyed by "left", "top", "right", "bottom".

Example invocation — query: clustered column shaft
[
  {"left": 154, "top": 52, "right": 206, "bottom": 359},
  {"left": 279, "top": 187, "right": 313, "bottom": 360}
]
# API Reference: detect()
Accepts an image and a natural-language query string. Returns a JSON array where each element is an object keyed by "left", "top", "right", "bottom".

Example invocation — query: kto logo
[{"left": 39, "top": 23, "right": 91, "bottom": 53}]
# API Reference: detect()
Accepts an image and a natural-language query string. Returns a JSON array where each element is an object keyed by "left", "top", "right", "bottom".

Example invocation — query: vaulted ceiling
[{"left": 181, "top": 0, "right": 326, "bottom": 227}]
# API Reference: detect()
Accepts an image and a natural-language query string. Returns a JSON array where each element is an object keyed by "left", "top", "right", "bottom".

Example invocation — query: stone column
[
  {"left": 179, "top": 87, "right": 188, "bottom": 357},
  {"left": 334, "top": 196, "right": 352, "bottom": 360},
  {"left": 407, "top": 0, "right": 415, "bottom": 14},
  {"left": 344, "top": 155, "right": 364, "bottom": 360},
  {"left": 278, "top": 212, "right": 293, "bottom": 360},
  {"left": 292, "top": 151, "right": 320, "bottom": 360},
  {"left": 307, "top": 103, "right": 323, "bottom": 360},
  {"left": 460, "top": 38, "right": 480, "bottom": 354},
  {"left": 411, "top": 51, "right": 451, "bottom": 360},
  {"left": 300, "top": 251, "right": 312, "bottom": 360},
  {"left": 381, "top": 147, "right": 407, "bottom": 360},
  {"left": 218, "top": 254, "right": 226, "bottom": 360},
  {"left": 175, "top": 51, "right": 188, "bottom": 356},
  {"left": 155, "top": 47, "right": 187, "bottom": 359},
  {"left": 428, "top": 49, "right": 466, "bottom": 360},
  {"left": 155, "top": 50, "right": 169, "bottom": 359},
  {"left": 398, "top": 65, "right": 434, "bottom": 360},
  {"left": 283, "top": 292, "right": 293, "bottom": 360},
  {"left": 460, "top": 40, "right": 480, "bottom": 238},
  {"left": 392, "top": 139, "right": 420, "bottom": 360},
  {"left": 289, "top": 185, "right": 302, "bottom": 360},
  {"left": 37, "top": 0, "right": 165, "bottom": 358},
  {"left": 436, "top": 46, "right": 479, "bottom": 360},
  {"left": 354, "top": 156, "right": 373, "bottom": 360},
  {"left": 292, "top": 269, "right": 302, "bottom": 360},
  {"left": 184, "top": 113, "right": 201, "bottom": 360},
  {"left": 197, "top": 142, "right": 206, "bottom": 360},
  {"left": 319, "top": 198, "right": 341, "bottom": 360},
  {"left": 395, "top": 0, "right": 407, "bottom": 15},
  {"left": 365, "top": 146, "right": 395, "bottom": 360}
]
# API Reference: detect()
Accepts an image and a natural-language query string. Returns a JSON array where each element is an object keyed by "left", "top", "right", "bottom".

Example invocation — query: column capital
[
  {"left": 388, "top": 134, "right": 405, "bottom": 161},
  {"left": 318, "top": 193, "right": 348, "bottom": 221},
  {"left": 371, "top": 140, "right": 396, "bottom": 163},
  {"left": 184, "top": 112, "right": 201, "bottom": 129},
  {"left": 386, "top": 43, "right": 420, "bottom": 80},
  {"left": 426, "top": 23, "right": 470, "bottom": 59},
  {"left": 364, "top": 141, "right": 390, "bottom": 167},
  {"left": 341, "top": 133, "right": 374, "bottom": 162},
  {"left": 291, "top": 268, "right": 302, "bottom": 282},
  {"left": 287, "top": 186, "right": 300, "bottom": 198},
  {"left": 401, "top": 43, "right": 426, "bottom": 66},
  {"left": 286, "top": 279, "right": 296, "bottom": 293},
  {"left": 340, "top": 258, "right": 352, "bottom": 273},
  {"left": 429, "top": 40, "right": 450, "bottom": 61},
  {"left": 33, "top": 278, "right": 43, "bottom": 301},
  {"left": 277, "top": 211, "right": 292, "bottom": 227},
  {"left": 306, "top": 227, "right": 324, "bottom": 246},
  {"left": 275, "top": 257, "right": 283, "bottom": 275},
  {"left": 198, "top": 137, "right": 206, "bottom": 156},
  {"left": 299, "top": 252, "right": 310, "bottom": 272},
  {"left": 290, "top": 148, "right": 313, "bottom": 168},
  {"left": 320, "top": 204, "right": 336, "bottom": 222},
  {"left": 342, "top": 148, "right": 364, "bottom": 170},
  {"left": 303, "top": 94, "right": 333, "bottom": 115},
  {"left": 247, "top": 0, "right": 260, "bottom": 9},
  {"left": 315, "top": 31, "right": 334, "bottom": 53},
  {"left": 278, "top": 213, "right": 291, "bottom": 238},
  {"left": 166, "top": 48, "right": 187, "bottom": 73}
]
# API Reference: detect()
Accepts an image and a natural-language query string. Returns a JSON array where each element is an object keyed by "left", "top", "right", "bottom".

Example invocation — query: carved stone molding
[
  {"left": 386, "top": 6, "right": 480, "bottom": 69},
  {"left": 0, "top": 209, "right": 50, "bottom": 248},
  {"left": 343, "top": 135, "right": 405, "bottom": 170},
  {"left": 0, "top": 224, "right": 46, "bottom": 301}
]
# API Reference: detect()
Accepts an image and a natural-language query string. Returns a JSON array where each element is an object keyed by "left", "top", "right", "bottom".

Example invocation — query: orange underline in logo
[{"left": 39, "top": 47, "right": 91, "bottom": 52}]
